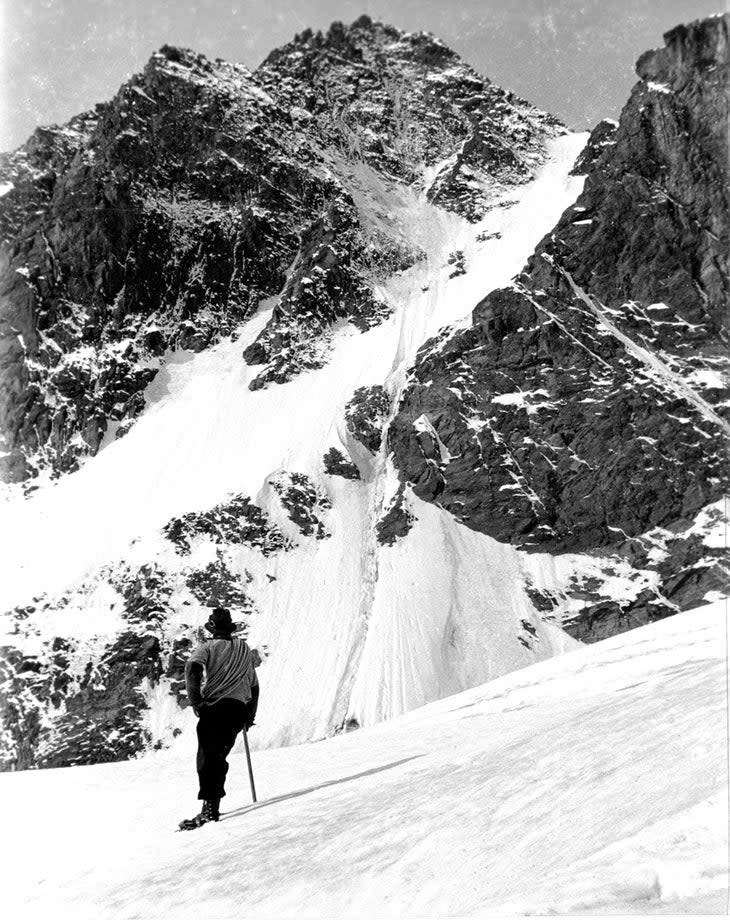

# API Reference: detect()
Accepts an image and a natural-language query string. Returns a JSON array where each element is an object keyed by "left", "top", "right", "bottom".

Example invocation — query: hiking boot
[
  {"left": 178, "top": 798, "right": 220, "bottom": 831},
  {"left": 207, "top": 798, "right": 221, "bottom": 820}
]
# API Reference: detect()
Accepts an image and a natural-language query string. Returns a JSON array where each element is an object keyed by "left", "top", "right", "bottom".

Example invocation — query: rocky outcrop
[
  {"left": 163, "top": 493, "right": 290, "bottom": 555},
  {"left": 563, "top": 512, "right": 729, "bottom": 641},
  {"left": 569, "top": 119, "right": 617, "bottom": 175},
  {"left": 345, "top": 385, "right": 391, "bottom": 453},
  {"left": 0, "top": 564, "right": 179, "bottom": 770},
  {"left": 269, "top": 471, "right": 332, "bottom": 539},
  {"left": 376, "top": 484, "right": 416, "bottom": 545},
  {"left": 390, "top": 15, "right": 730, "bottom": 553},
  {"left": 323, "top": 447, "right": 361, "bottom": 480},
  {"left": 185, "top": 555, "right": 256, "bottom": 610}
]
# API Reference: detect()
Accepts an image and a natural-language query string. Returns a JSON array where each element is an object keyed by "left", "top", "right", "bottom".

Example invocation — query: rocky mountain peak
[
  {"left": 269, "top": 15, "right": 455, "bottom": 68},
  {"left": 636, "top": 13, "right": 728, "bottom": 84},
  {"left": 0, "top": 16, "right": 564, "bottom": 484}
]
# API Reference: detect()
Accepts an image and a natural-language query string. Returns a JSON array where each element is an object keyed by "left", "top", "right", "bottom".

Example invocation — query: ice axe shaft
[{"left": 242, "top": 728, "right": 257, "bottom": 803}]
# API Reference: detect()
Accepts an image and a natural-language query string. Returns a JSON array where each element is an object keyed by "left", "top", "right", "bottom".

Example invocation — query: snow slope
[
  {"left": 3, "top": 134, "right": 619, "bottom": 750},
  {"left": 5, "top": 600, "right": 727, "bottom": 918}
]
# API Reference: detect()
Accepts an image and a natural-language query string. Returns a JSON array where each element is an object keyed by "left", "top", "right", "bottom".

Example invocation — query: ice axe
[{"left": 242, "top": 727, "right": 257, "bottom": 803}]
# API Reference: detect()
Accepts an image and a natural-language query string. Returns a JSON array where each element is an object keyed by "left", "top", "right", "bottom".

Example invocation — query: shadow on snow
[{"left": 219, "top": 755, "right": 424, "bottom": 822}]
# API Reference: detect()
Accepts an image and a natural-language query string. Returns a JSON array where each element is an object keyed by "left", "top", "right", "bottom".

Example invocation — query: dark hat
[{"left": 204, "top": 607, "right": 238, "bottom": 634}]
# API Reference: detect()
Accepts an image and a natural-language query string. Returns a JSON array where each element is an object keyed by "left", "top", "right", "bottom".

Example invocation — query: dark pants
[{"left": 196, "top": 698, "right": 248, "bottom": 801}]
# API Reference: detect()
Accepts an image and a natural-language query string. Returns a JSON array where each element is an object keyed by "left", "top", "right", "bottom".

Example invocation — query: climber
[{"left": 178, "top": 607, "right": 259, "bottom": 830}]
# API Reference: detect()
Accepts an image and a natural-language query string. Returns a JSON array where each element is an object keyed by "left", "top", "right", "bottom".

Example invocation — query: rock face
[
  {"left": 163, "top": 493, "right": 289, "bottom": 556},
  {"left": 268, "top": 472, "right": 332, "bottom": 539},
  {"left": 390, "top": 15, "right": 729, "bottom": 553},
  {"left": 345, "top": 385, "right": 391, "bottom": 453},
  {"left": 256, "top": 18, "right": 561, "bottom": 220},
  {"left": 323, "top": 447, "right": 361, "bottom": 480},
  {"left": 1, "top": 565, "right": 176, "bottom": 770},
  {"left": 0, "top": 15, "right": 728, "bottom": 771},
  {"left": 562, "top": 508, "right": 729, "bottom": 642},
  {"left": 0, "top": 18, "right": 560, "bottom": 484},
  {"left": 0, "top": 485, "right": 294, "bottom": 770}
]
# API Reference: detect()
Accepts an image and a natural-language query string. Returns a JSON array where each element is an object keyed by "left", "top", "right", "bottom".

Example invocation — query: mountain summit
[
  {"left": 0, "top": 16, "right": 561, "bottom": 484},
  {"left": 0, "top": 15, "right": 727, "bottom": 770}
]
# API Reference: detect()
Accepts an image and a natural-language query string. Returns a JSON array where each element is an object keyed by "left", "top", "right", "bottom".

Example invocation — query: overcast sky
[{"left": 1, "top": 0, "right": 722, "bottom": 151}]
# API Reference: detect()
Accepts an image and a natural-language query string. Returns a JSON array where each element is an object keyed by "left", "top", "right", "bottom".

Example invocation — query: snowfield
[{"left": 6, "top": 599, "right": 728, "bottom": 918}]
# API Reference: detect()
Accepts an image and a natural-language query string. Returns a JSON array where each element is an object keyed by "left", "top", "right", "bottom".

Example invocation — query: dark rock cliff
[{"left": 390, "top": 15, "right": 729, "bottom": 555}]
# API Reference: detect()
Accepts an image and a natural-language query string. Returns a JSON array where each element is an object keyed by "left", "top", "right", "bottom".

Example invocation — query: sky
[{"left": 0, "top": 0, "right": 723, "bottom": 151}]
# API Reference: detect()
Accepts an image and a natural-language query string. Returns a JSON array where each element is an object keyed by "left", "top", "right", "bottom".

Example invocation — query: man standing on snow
[{"left": 179, "top": 607, "right": 259, "bottom": 830}]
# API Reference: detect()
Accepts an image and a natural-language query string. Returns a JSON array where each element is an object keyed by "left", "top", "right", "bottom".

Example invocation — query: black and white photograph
[{"left": 0, "top": 0, "right": 728, "bottom": 916}]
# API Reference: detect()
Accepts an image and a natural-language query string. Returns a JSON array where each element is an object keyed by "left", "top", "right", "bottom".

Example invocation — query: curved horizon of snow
[
  {"left": 4, "top": 600, "right": 728, "bottom": 918},
  {"left": 0, "top": 134, "right": 604, "bottom": 747}
]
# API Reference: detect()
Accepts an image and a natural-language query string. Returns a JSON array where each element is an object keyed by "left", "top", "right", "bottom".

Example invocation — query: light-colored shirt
[{"left": 185, "top": 637, "right": 258, "bottom": 705}]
